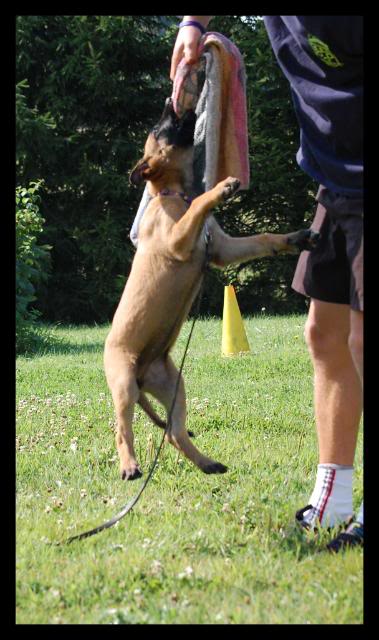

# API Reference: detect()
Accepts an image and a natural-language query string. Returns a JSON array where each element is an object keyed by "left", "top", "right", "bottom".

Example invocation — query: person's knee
[
  {"left": 304, "top": 317, "right": 347, "bottom": 360},
  {"left": 348, "top": 329, "right": 363, "bottom": 363},
  {"left": 348, "top": 310, "right": 363, "bottom": 367}
]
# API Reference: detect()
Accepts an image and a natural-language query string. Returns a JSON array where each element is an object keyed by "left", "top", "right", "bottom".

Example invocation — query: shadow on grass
[
  {"left": 277, "top": 524, "right": 324, "bottom": 560},
  {"left": 36, "top": 339, "right": 105, "bottom": 357},
  {"left": 40, "top": 340, "right": 105, "bottom": 356},
  {"left": 276, "top": 521, "right": 360, "bottom": 560},
  {"left": 17, "top": 324, "right": 106, "bottom": 358}
]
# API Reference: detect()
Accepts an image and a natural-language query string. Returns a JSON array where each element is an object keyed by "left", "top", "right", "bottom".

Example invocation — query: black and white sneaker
[{"left": 326, "top": 520, "right": 364, "bottom": 553}]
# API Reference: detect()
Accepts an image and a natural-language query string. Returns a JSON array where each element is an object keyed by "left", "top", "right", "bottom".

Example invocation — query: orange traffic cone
[{"left": 221, "top": 285, "right": 250, "bottom": 356}]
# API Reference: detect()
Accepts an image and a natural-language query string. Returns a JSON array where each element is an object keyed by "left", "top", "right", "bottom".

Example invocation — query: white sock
[
  {"left": 302, "top": 464, "right": 354, "bottom": 528},
  {"left": 356, "top": 501, "right": 364, "bottom": 525}
]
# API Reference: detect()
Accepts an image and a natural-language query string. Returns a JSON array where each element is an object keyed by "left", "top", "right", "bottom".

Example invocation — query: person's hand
[
  {"left": 170, "top": 26, "right": 202, "bottom": 80},
  {"left": 170, "top": 17, "right": 212, "bottom": 81}
]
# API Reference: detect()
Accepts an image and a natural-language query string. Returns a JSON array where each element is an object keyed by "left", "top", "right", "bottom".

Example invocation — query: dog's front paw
[
  {"left": 121, "top": 464, "right": 143, "bottom": 481},
  {"left": 221, "top": 177, "right": 240, "bottom": 201},
  {"left": 287, "top": 229, "right": 321, "bottom": 252}
]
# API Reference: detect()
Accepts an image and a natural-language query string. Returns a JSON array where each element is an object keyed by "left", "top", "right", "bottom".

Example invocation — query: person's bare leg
[
  {"left": 349, "top": 309, "right": 363, "bottom": 385},
  {"left": 325, "top": 307, "right": 364, "bottom": 548},
  {"left": 304, "top": 299, "right": 362, "bottom": 465}
]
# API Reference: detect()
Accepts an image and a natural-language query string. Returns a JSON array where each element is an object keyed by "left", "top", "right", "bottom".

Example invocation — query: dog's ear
[{"left": 129, "top": 159, "right": 150, "bottom": 187}]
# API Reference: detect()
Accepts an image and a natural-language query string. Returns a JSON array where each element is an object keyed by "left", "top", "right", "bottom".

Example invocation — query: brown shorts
[{"left": 292, "top": 186, "right": 363, "bottom": 311}]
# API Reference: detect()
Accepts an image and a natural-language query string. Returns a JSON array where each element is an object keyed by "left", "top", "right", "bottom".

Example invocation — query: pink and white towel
[{"left": 172, "top": 32, "right": 250, "bottom": 193}]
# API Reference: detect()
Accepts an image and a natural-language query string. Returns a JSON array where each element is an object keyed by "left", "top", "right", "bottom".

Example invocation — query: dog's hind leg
[
  {"left": 142, "top": 356, "right": 227, "bottom": 474},
  {"left": 104, "top": 340, "right": 142, "bottom": 480}
]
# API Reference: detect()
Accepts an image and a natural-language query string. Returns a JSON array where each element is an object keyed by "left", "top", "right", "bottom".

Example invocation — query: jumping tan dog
[{"left": 104, "top": 99, "right": 319, "bottom": 481}]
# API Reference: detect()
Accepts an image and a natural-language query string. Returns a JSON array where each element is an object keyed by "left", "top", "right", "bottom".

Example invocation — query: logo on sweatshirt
[{"left": 308, "top": 34, "right": 344, "bottom": 68}]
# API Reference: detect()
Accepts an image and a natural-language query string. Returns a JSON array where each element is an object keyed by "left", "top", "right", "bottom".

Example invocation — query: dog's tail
[
  {"left": 138, "top": 392, "right": 166, "bottom": 429},
  {"left": 137, "top": 391, "right": 194, "bottom": 437}
]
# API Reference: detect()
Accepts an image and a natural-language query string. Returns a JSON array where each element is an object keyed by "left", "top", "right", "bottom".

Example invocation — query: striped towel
[
  {"left": 172, "top": 32, "right": 250, "bottom": 194},
  {"left": 130, "top": 32, "right": 250, "bottom": 246}
]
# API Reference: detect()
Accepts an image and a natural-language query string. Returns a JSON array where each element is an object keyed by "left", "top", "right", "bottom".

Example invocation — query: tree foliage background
[{"left": 16, "top": 15, "right": 317, "bottom": 324}]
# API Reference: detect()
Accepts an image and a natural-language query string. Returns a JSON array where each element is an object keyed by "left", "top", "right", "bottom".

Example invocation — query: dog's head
[{"left": 129, "top": 98, "right": 196, "bottom": 187}]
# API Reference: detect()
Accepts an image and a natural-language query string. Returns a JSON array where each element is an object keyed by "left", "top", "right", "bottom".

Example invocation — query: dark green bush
[
  {"left": 16, "top": 15, "right": 177, "bottom": 322},
  {"left": 16, "top": 181, "right": 52, "bottom": 352}
]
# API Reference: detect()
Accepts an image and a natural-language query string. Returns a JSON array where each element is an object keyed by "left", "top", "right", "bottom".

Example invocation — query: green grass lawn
[{"left": 16, "top": 316, "right": 363, "bottom": 624}]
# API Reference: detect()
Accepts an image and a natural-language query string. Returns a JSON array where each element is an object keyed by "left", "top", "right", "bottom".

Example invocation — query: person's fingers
[
  {"left": 170, "top": 27, "right": 202, "bottom": 80},
  {"left": 170, "top": 41, "right": 184, "bottom": 80}
]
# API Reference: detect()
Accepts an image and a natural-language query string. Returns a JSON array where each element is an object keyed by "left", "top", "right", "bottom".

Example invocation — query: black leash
[{"left": 62, "top": 228, "right": 211, "bottom": 545}]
